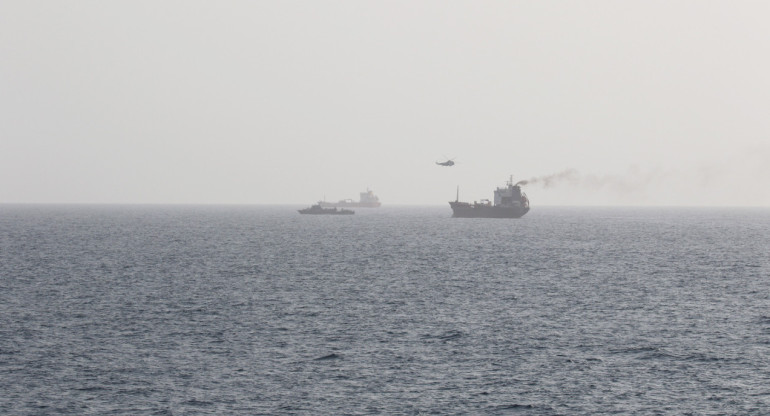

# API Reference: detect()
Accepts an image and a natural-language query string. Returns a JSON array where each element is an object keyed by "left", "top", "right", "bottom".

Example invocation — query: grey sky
[{"left": 2, "top": 1, "right": 769, "bottom": 206}]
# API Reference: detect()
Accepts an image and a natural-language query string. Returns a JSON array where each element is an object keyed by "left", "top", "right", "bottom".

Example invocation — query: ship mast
[{"left": 456, "top": 185, "right": 459, "bottom": 202}]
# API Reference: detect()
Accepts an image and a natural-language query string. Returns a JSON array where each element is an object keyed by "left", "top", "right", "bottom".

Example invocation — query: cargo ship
[
  {"left": 318, "top": 189, "right": 381, "bottom": 208},
  {"left": 449, "top": 177, "right": 529, "bottom": 218},
  {"left": 298, "top": 203, "right": 354, "bottom": 215}
]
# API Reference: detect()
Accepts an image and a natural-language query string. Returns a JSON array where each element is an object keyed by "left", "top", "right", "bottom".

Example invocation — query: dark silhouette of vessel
[
  {"left": 298, "top": 203, "right": 354, "bottom": 215},
  {"left": 318, "top": 189, "right": 381, "bottom": 208},
  {"left": 449, "top": 177, "right": 529, "bottom": 218}
]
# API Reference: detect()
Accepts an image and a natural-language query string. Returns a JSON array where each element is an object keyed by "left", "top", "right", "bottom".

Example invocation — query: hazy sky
[{"left": 2, "top": 1, "right": 769, "bottom": 206}]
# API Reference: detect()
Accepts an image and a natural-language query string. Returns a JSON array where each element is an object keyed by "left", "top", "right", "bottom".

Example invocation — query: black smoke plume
[
  {"left": 515, "top": 167, "right": 668, "bottom": 195},
  {"left": 516, "top": 169, "right": 580, "bottom": 188}
]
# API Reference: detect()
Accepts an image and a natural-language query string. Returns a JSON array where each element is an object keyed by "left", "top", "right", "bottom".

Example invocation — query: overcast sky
[{"left": 2, "top": 1, "right": 769, "bottom": 206}]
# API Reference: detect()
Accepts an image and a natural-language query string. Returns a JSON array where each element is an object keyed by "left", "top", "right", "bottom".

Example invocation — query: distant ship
[
  {"left": 298, "top": 204, "right": 354, "bottom": 215},
  {"left": 318, "top": 189, "right": 381, "bottom": 208},
  {"left": 449, "top": 177, "right": 529, "bottom": 218}
]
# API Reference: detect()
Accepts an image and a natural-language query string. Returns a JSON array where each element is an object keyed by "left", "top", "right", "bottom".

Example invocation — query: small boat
[{"left": 298, "top": 203, "right": 354, "bottom": 215}]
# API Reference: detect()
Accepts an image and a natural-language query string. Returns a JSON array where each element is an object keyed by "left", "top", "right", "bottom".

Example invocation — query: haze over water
[
  {"left": 2, "top": 205, "right": 769, "bottom": 414},
  {"left": 2, "top": 1, "right": 770, "bottom": 206}
]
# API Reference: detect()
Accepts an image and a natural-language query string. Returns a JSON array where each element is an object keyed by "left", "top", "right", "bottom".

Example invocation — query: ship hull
[
  {"left": 449, "top": 201, "right": 529, "bottom": 218},
  {"left": 298, "top": 210, "right": 354, "bottom": 215}
]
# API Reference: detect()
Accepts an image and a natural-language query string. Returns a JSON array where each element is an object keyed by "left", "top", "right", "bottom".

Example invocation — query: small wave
[
  {"left": 498, "top": 404, "right": 534, "bottom": 409},
  {"left": 617, "top": 346, "right": 659, "bottom": 354},
  {"left": 422, "top": 329, "right": 465, "bottom": 342},
  {"left": 489, "top": 403, "right": 553, "bottom": 413},
  {"left": 183, "top": 399, "right": 214, "bottom": 407},
  {"left": 439, "top": 330, "right": 464, "bottom": 341},
  {"left": 615, "top": 345, "right": 736, "bottom": 363},
  {"left": 612, "top": 345, "right": 677, "bottom": 360},
  {"left": 682, "top": 352, "right": 736, "bottom": 363},
  {"left": 74, "top": 386, "right": 108, "bottom": 392},
  {"left": 315, "top": 353, "right": 342, "bottom": 361}
]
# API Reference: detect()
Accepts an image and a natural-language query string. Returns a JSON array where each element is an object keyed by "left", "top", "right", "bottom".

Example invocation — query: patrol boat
[
  {"left": 449, "top": 177, "right": 529, "bottom": 218},
  {"left": 298, "top": 203, "right": 354, "bottom": 215}
]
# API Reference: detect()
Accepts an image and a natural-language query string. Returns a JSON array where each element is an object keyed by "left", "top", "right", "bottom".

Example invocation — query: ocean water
[{"left": 1, "top": 205, "right": 769, "bottom": 415}]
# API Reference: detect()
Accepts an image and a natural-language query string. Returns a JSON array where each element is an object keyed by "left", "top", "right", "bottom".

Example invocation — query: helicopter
[{"left": 435, "top": 157, "right": 456, "bottom": 167}]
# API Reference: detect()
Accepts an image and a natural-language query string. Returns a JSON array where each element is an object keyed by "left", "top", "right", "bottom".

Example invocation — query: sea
[{"left": 1, "top": 204, "right": 769, "bottom": 415}]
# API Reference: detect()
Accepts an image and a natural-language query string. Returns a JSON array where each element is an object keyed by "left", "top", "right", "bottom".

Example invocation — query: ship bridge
[{"left": 494, "top": 184, "right": 524, "bottom": 206}]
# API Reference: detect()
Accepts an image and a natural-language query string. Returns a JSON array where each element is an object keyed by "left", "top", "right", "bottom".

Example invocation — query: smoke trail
[
  {"left": 516, "top": 167, "right": 667, "bottom": 194},
  {"left": 516, "top": 169, "right": 580, "bottom": 188},
  {"left": 514, "top": 152, "right": 770, "bottom": 204}
]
